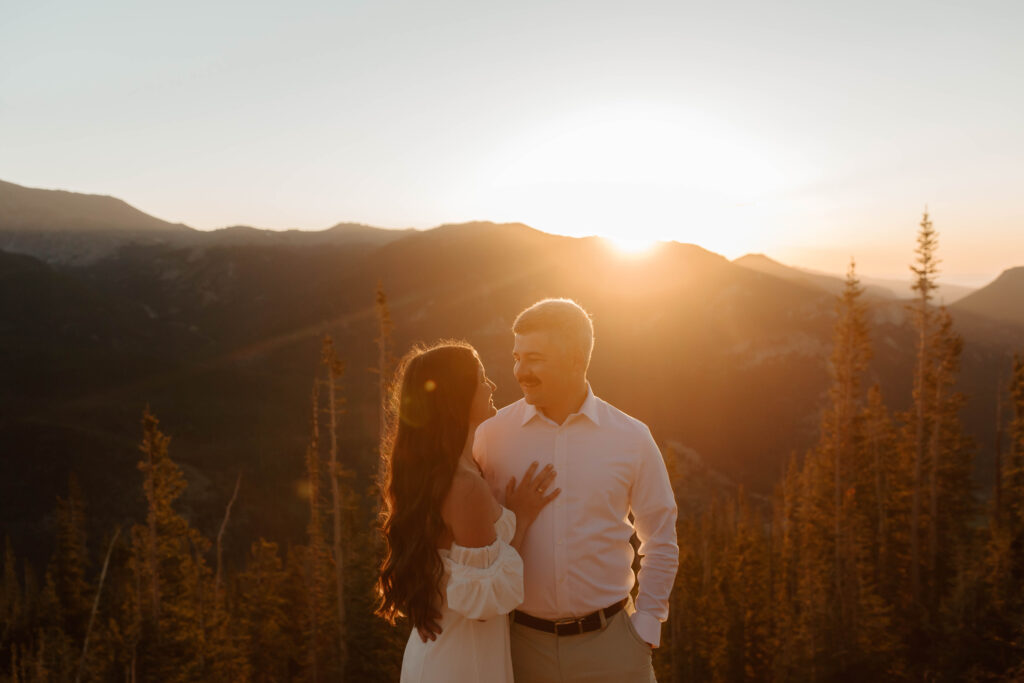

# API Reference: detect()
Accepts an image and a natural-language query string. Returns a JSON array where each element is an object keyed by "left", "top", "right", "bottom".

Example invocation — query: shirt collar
[{"left": 521, "top": 384, "right": 601, "bottom": 427}]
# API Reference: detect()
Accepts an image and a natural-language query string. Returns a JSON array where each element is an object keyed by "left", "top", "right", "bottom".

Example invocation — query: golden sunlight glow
[
  {"left": 482, "top": 104, "right": 810, "bottom": 258},
  {"left": 605, "top": 234, "right": 659, "bottom": 255}
]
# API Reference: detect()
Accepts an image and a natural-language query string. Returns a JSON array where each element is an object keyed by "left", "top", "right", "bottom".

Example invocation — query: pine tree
[
  {"left": 839, "top": 482, "right": 896, "bottom": 676},
  {"left": 298, "top": 382, "right": 341, "bottom": 682},
  {"left": 982, "top": 353, "right": 1024, "bottom": 673},
  {"left": 236, "top": 539, "right": 290, "bottom": 682},
  {"left": 780, "top": 261, "right": 879, "bottom": 678},
  {"left": 374, "top": 282, "right": 396, "bottom": 466},
  {"left": 1006, "top": 352, "right": 1024, "bottom": 656},
  {"left": 727, "top": 490, "right": 773, "bottom": 681},
  {"left": 1007, "top": 353, "right": 1024, "bottom": 567},
  {"left": 701, "top": 497, "right": 732, "bottom": 682},
  {"left": 51, "top": 476, "right": 90, "bottom": 643},
  {"left": 321, "top": 335, "right": 349, "bottom": 679},
  {"left": 908, "top": 209, "right": 940, "bottom": 610},
  {"left": 771, "top": 454, "right": 803, "bottom": 681},
  {"left": 129, "top": 408, "right": 223, "bottom": 681},
  {"left": 34, "top": 568, "right": 76, "bottom": 681},
  {"left": 794, "top": 447, "right": 834, "bottom": 680},
  {"left": 824, "top": 261, "right": 872, "bottom": 648},
  {"left": 927, "top": 307, "right": 974, "bottom": 609},
  {"left": 861, "top": 385, "right": 897, "bottom": 596}
]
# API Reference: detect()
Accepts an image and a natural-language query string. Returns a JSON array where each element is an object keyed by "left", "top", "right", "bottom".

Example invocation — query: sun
[
  {"left": 482, "top": 103, "right": 806, "bottom": 256},
  {"left": 604, "top": 234, "right": 658, "bottom": 255}
]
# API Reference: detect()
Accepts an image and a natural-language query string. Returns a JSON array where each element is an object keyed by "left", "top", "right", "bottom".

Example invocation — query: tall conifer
[
  {"left": 51, "top": 476, "right": 90, "bottom": 642},
  {"left": 908, "top": 210, "right": 940, "bottom": 609},
  {"left": 129, "top": 408, "right": 223, "bottom": 681},
  {"left": 236, "top": 539, "right": 289, "bottom": 682},
  {"left": 321, "top": 335, "right": 348, "bottom": 678}
]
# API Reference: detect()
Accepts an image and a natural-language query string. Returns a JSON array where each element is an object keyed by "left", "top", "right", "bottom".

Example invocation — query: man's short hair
[{"left": 513, "top": 298, "right": 595, "bottom": 368}]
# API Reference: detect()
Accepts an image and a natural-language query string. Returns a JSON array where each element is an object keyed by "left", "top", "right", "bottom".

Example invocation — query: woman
[{"left": 376, "top": 341, "right": 559, "bottom": 682}]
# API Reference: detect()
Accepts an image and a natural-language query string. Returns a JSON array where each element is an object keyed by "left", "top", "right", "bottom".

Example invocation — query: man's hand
[{"left": 416, "top": 609, "right": 443, "bottom": 642}]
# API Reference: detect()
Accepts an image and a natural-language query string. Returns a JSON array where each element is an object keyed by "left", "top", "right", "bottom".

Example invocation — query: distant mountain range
[
  {"left": 732, "top": 253, "right": 978, "bottom": 303},
  {"left": 0, "top": 179, "right": 189, "bottom": 234},
  {"left": 0, "top": 179, "right": 414, "bottom": 265},
  {"left": 2, "top": 178, "right": 1021, "bottom": 567}
]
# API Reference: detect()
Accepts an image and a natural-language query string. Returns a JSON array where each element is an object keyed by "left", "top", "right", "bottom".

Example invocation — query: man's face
[{"left": 513, "top": 331, "right": 577, "bottom": 408}]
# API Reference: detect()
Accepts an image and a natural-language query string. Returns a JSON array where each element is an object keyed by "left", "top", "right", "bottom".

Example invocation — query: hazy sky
[{"left": 2, "top": 0, "right": 1021, "bottom": 285}]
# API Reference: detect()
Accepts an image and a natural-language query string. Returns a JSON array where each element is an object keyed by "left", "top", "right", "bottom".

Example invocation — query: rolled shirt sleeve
[{"left": 629, "top": 427, "right": 679, "bottom": 647}]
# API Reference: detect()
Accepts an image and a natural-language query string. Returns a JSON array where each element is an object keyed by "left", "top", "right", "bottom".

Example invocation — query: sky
[{"left": 2, "top": 0, "right": 1022, "bottom": 286}]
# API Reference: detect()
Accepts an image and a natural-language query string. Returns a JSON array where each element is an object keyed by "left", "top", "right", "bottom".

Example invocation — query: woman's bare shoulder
[{"left": 443, "top": 470, "right": 499, "bottom": 548}]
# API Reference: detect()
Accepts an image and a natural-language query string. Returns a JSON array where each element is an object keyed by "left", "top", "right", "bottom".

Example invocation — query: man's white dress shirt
[{"left": 473, "top": 386, "right": 678, "bottom": 646}]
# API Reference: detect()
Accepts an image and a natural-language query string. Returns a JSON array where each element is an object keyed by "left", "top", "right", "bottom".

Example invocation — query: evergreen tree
[
  {"left": 128, "top": 408, "right": 244, "bottom": 681},
  {"left": 321, "top": 336, "right": 349, "bottom": 679},
  {"left": 374, "top": 282, "right": 396, "bottom": 465},
  {"left": 908, "top": 209, "right": 940, "bottom": 611},
  {"left": 50, "top": 476, "right": 90, "bottom": 644},
  {"left": 727, "top": 490, "right": 773, "bottom": 682},
  {"left": 822, "top": 261, "right": 872, "bottom": 654},
  {"left": 34, "top": 569, "right": 76, "bottom": 682},
  {"left": 861, "top": 385, "right": 897, "bottom": 599},
  {"left": 793, "top": 447, "right": 834, "bottom": 680},
  {"left": 982, "top": 353, "right": 1024, "bottom": 673},
  {"left": 772, "top": 454, "right": 803, "bottom": 681},
  {"left": 927, "top": 307, "right": 974, "bottom": 608},
  {"left": 785, "top": 261, "right": 883, "bottom": 678},
  {"left": 236, "top": 539, "right": 290, "bottom": 682},
  {"left": 298, "top": 383, "right": 341, "bottom": 682}
]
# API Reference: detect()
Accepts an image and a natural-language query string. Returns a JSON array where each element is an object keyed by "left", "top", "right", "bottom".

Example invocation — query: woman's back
[
  {"left": 438, "top": 467, "right": 502, "bottom": 550},
  {"left": 401, "top": 471, "right": 521, "bottom": 683}
]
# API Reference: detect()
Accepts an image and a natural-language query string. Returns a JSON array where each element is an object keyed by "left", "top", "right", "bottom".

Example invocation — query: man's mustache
[{"left": 517, "top": 375, "right": 540, "bottom": 385}]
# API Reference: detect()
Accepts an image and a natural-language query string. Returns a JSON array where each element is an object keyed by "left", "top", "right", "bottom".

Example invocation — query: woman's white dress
[{"left": 400, "top": 507, "right": 523, "bottom": 683}]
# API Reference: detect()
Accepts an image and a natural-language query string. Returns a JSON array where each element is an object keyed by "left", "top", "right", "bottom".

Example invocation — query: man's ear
[{"left": 571, "top": 349, "right": 587, "bottom": 376}]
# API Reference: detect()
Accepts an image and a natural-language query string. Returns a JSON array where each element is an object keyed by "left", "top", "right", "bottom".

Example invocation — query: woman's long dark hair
[{"left": 375, "top": 341, "right": 481, "bottom": 629}]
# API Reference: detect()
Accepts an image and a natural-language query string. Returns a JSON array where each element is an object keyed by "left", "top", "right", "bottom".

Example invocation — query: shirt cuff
[{"left": 630, "top": 610, "right": 661, "bottom": 647}]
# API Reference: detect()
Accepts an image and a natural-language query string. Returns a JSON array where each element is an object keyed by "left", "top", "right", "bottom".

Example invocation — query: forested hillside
[{"left": 2, "top": 198, "right": 1023, "bottom": 679}]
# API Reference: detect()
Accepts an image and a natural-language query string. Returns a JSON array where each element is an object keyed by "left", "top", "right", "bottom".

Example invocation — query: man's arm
[{"left": 629, "top": 426, "right": 679, "bottom": 648}]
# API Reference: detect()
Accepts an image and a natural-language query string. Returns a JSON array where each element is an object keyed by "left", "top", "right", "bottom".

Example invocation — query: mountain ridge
[
  {"left": 0, "top": 178, "right": 191, "bottom": 233},
  {"left": 0, "top": 178, "right": 1009, "bottom": 307},
  {"left": 1, "top": 215, "right": 1020, "bottom": 571},
  {"left": 734, "top": 252, "right": 978, "bottom": 303},
  {"left": 952, "top": 266, "right": 1024, "bottom": 328}
]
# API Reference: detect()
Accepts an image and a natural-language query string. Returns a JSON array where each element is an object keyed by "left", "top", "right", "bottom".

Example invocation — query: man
[{"left": 474, "top": 298, "right": 678, "bottom": 683}]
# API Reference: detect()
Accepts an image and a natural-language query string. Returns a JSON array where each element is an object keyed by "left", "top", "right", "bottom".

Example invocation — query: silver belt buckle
[{"left": 554, "top": 616, "right": 585, "bottom": 636}]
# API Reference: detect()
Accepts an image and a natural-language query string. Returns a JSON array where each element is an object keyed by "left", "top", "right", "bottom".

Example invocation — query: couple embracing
[{"left": 376, "top": 299, "right": 679, "bottom": 682}]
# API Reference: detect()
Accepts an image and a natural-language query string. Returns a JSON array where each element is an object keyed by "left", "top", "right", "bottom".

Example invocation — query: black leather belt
[{"left": 512, "top": 598, "right": 627, "bottom": 636}]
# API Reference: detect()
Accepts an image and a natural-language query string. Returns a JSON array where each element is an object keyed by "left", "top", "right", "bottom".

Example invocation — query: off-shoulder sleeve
[{"left": 444, "top": 536, "right": 523, "bottom": 620}]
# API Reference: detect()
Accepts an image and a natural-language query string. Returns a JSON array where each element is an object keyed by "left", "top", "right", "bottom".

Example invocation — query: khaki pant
[{"left": 510, "top": 604, "right": 657, "bottom": 683}]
